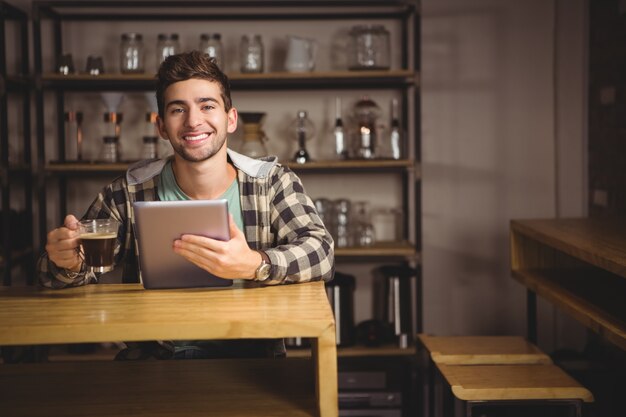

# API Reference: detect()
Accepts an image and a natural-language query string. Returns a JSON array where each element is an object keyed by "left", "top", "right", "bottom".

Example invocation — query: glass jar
[
  {"left": 353, "top": 201, "right": 375, "bottom": 246},
  {"left": 120, "top": 33, "right": 145, "bottom": 74},
  {"left": 200, "top": 33, "right": 224, "bottom": 68},
  {"left": 101, "top": 136, "right": 119, "bottom": 163},
  {"left": 240, "top": 34, "right": 264, "bottom": 73},
  {"left": 334, "top": 199, "right": 352, "bottom": 248},
  {"left": 156, "top": 33, "right": 180, "bottom": 68},
  {"left": 348, "top": 25, "right": 390, "bottom": 70}
]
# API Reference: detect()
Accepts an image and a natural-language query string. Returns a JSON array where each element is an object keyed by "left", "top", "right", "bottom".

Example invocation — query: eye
[
  {"left": 170, "top": 107, "right": 185, "bottom": 114},
  {"left": 202, "top": 104, "right": 215, "bottom": 111}
]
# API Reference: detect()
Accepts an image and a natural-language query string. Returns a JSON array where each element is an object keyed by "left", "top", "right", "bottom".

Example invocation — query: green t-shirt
[
  {"left": 157, "top": 160, "right": 244, "bottom": 231},
  {"left": 157, "top": 160, "right": 246, "bottom": 356}
]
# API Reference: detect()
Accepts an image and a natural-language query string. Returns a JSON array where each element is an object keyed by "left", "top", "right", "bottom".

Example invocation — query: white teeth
[{"left": 183, "top": 133, "right": 209, "bottom": 141}]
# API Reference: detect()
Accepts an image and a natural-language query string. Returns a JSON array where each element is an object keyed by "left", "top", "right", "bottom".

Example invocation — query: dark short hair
[{"left": 155, "top": 51, "right": 232, "bottom": 117}]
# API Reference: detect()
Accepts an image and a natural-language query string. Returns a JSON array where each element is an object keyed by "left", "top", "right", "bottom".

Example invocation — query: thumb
[
  {"left": 228, "top": 213, "right": 243, "bottom": 240},
  {"left": 64, "top": 214, "right": 80, "bottom": 230}
]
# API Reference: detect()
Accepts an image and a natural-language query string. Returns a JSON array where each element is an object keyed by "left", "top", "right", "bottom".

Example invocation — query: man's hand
[
  {"left": 173, "top": 214, "right": 262, "bottom": 279},
  {"left": 46, "top": 214, "right": 82, "bottom": 272}
]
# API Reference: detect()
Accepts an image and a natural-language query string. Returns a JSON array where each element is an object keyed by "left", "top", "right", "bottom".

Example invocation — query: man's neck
[{"left": 171, "top": 148, "right": 236, "bottom": 200}]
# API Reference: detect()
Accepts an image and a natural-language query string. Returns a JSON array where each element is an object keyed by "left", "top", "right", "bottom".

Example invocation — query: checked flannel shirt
[{"left": 37, "top": 149, "right": 335, "bottom": 358}]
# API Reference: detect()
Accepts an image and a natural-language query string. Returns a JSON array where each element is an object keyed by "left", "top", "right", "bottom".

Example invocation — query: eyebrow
[{"left": 165, "top": 97, "right": 220, "bottom": 108}]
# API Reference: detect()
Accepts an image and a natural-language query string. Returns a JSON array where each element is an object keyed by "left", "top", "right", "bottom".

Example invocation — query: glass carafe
[{"left": 239, "top": 112, "right": 268, "bottom": 158}]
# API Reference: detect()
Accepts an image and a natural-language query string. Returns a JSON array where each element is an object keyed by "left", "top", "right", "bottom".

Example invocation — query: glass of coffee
[{"left": 78, "top": 219, "right": 120, "bottom": 273}]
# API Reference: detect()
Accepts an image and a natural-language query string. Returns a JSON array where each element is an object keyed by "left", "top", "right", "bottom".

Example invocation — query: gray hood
[{"left": 125, "top": 148, "right": 279, "bottom": 186}]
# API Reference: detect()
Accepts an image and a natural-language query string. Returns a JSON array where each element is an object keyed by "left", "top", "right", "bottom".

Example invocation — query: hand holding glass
[{"left": 79, "top": 219, "right": 120, "bottom": 273}]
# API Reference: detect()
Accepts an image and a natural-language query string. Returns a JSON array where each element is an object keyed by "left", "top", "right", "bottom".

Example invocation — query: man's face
[{"left": 157, "top": 78, "right": 237, "bottom": 163}]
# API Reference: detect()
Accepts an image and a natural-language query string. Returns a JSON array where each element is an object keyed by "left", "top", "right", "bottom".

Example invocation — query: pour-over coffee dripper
[
  {"left": 238, "top": 112, "right": 268, "bottom": 158},
  {"left": 101, "top": 92, "right": 124, "bottom": 138}
]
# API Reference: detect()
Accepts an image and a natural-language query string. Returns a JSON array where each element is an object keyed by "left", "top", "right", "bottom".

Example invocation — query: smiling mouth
[{"left": 183, "top": 132, "right": 210, "bottom": 141}]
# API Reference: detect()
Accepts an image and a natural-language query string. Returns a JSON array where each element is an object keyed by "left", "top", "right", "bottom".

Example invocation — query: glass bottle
[
  {"left": 141, "top": 136, "right": 158, "bottom": 160},
  {"left": 120, "top": 33, "right": 145, "bottom": 74},
  {"left": 332, "top": 97, "right": 348, "bottom": 160},
  {"left": 291, "top": 110, "right": 315, "bottom": 164},
  {"left": 240, "top": 34, "right": 264, "bottom": 73},
  {"left": 101, "top": 136, "right": 119, "bottom": 163},
  {"left": 334, "top": 199, "right": 352, "bottom": 248},
  {"left": 157, "top": 33, "right": 180, "bottom": 68},
  {"left": 200, "top": 33, "right": 224, "bottom": 68},
  {"left": 389, "top": 98, "right": 402, "bottom": 160}
]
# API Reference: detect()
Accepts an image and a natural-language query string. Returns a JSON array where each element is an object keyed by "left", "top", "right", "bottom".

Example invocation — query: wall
[{"left": 421, "top": 0, "right": 587, "bottom": 352}]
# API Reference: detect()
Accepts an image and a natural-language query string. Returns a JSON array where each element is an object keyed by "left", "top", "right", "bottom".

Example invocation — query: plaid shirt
[{"left": 38, "top": 149, "right": 335, "bottom": 288}]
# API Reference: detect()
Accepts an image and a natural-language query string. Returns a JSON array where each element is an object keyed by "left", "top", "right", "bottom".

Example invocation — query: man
[{"left": 38, "top": 51, "right": 335, "bottom": 359}]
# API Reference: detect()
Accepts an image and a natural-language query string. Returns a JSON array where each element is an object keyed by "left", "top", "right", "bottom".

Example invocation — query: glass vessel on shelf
[
  {"left": 348, "top": 24, "right": 391, "bottom": 70},
  {"left": 120, "top": 32, "right": 145, "bottom": 74},
  {"left": 200, "top": 33, "right": 224, "bottom": 69},
  {"left": 353, "top": 201, "right": 375, "bottom": 247},
  {"left": 239, "top": 112, "right": 268, "bottom": 158},
  {"left": 353, "top": 96, "right": 381, "bottom": 159},
  {"left": 291, "top": 110, "right": 315, "bottom": 164},
  {"left": 157, "top": 33, "right": 180, "bottom": 68},
  {"left": 240, "top": 34, "right": 264, "bottom": 73}
]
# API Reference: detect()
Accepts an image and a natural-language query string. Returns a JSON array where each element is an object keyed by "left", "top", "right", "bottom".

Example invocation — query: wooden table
[
  {"left": 0, "top": 281, "right": 337, "bottom": 417},
  {"left": 510, "top": 217, "right": 626, "bottom": 350}
]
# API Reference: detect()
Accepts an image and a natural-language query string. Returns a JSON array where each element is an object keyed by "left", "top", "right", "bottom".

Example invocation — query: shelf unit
[
  {"left": 510, "top": 218, "right": 626, "bottom": 350},
  {"left": 33, "top": 0, "right": 421, "bottom": 366},
  {"left": 0, "top": 1, "right": 33, "bottom": 286}
]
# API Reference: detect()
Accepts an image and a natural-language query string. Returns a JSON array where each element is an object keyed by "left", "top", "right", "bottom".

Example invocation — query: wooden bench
[
  {"left": 417, "top": 335, "right": 552, "bottom": 417},
  {"left": 436, "top": 363, "right": 593, "bottom": 417}
]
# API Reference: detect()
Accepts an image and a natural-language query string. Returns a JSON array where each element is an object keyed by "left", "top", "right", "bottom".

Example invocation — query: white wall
[{"left": 421, "top": 0, "right": 587, "bottom": 352}]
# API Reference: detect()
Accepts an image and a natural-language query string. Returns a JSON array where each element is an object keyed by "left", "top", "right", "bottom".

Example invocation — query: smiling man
[{"left": 37, "top": 51, "right": 335, "bottom": 359}]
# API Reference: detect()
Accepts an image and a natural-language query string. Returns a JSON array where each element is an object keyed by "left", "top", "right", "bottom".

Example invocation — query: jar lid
[
  {"left": 171, "top": 33, "right": 179, "bottom": 40},
  {"left": 212, "top": 33, "right": 222, "bottom": 40},
  {"left": 200, "top": 33, "right": 210, "bottom": 40},
  {"left": 158, "top": 33, "right": 167, "bottom": 40},
  {"left": 122, "top": 32, "right": 142, "bottom": 41},
  {"left": 103, "top": 136, "right": 118, "bottom": 144}
]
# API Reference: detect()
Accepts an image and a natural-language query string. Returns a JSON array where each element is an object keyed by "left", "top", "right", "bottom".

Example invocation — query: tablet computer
[{"left": 133, "top": 200, "right": 233, "bottom": 289}]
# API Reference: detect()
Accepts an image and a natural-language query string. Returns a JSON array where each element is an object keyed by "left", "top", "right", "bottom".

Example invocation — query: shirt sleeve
[{"left": 262, "top": 165, "right": 335, "bottom": 285}]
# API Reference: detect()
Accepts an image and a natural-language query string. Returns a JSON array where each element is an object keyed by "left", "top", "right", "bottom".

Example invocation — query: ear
[
  {"left": 156, "top": 115, "right": 169, "bottom": 140},
  {"left": 227, "top": 108, "right": 238, "bottom": 134}
]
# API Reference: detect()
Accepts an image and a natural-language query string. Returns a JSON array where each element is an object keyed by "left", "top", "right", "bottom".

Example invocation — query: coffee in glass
[{"left": 79, "top": 219, "right": 120, "bottom": 273}]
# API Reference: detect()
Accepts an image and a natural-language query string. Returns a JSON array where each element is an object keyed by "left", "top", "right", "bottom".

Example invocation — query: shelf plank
[
  {"left": 40, "top": 70, "right": 418, "bottom": 90},
  {"left": 0, "top": 358, "right": 317, "bottom": 417},
  {"left": 46, "top": 159, "right": 416, "bottom": 174},
  {"left": 511, "top": 218, "right": 626, "bottom": 279},
  {"left": 288, "top": 343, "right": 415, "bottom": 358},
  {"left": 335, "top": 242, "right": 418, "bottom": 259},
  {"left": 512, "top": 267, "right": 626, "bottom": 351}
]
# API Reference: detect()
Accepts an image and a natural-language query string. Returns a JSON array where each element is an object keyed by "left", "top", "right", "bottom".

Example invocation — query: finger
[
  {"left": 64, "top": 214, "right": 80, "bottom": 230},
  {"left": 179, "top": 234, "right": 223, "bottom": 250}
]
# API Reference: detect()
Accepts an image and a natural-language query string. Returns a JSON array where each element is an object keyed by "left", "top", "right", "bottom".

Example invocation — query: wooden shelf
[
  {"left": 512, "top": 267, "right": 626, "bottom": 351},
  {"left": 0, "top": 358, "right": 317, "bottom": 417},
  {"left": 40, "top": 70, "right": 418, "bottom": 91},
  {"left": 288, "top": 343, "right": 416, "bottom": 358},
  {"left": 46, "top": 159, "right": 417, "bottom": 175},
  {"left": 335, "top": 242, "right": 418, "bottom": 260},
  {"left": 511, "top": 218, "right": 626, "bottom": 351}
]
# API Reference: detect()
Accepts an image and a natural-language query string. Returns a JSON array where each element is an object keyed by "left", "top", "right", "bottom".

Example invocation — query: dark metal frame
[{"left": 0, "top": 1, "right": 33, "bottom": 286}]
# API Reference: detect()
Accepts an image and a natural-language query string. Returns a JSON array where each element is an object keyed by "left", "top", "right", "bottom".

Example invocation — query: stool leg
[{"left": 527, "top": 290, "right": 537, "bottom": 344}]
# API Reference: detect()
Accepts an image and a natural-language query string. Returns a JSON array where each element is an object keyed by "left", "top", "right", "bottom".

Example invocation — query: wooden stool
[
  {"left": 417, "top": 335, "right": 552, "bottom": 417},
  {"left": 436, "top": 363, "right": 593, "bottom": 417}
]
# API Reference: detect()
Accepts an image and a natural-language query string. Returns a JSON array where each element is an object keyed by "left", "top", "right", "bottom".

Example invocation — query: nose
[{"left": 184, "top": 106, "right": 203, "bottom": 128}]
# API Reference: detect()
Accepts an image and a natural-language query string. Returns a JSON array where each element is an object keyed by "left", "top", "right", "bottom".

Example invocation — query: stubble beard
[{"left": 171, "top": 133, "right": 227, "bottom": 163}]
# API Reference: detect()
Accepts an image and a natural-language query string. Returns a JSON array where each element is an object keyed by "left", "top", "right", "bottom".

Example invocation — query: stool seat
[
  {"left": 418, "top": 335, "right": 552, "bottom": 365},
  {"left": 437, "top": 363, "right": 594, "bottom": 402}
]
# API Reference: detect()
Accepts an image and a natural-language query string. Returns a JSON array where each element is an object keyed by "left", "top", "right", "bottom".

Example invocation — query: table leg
[
  {"left": 311, "top": 324, "right": 338, "bottom": 417},
  {"left": 527, "top": 289, "right": 537, "bottom": 344}
]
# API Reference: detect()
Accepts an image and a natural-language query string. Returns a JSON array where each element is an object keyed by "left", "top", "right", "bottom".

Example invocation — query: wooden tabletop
[
  {"left": 418, "top": 335, "right": 551, "bottom": 365},
  {"left": 0, "top": 281, "right": 334, "bottom": 346},
  {"left": 437, "top": 363, "right": 594, "bottom": 402}
]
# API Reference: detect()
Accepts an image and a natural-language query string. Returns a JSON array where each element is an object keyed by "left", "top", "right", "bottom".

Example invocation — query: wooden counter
[
  {"left": 510, "top": 218, "right": 626, "bottom": 350},
  {"left": 0, "top": 281, "right": 337, "bottom": 417}
]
